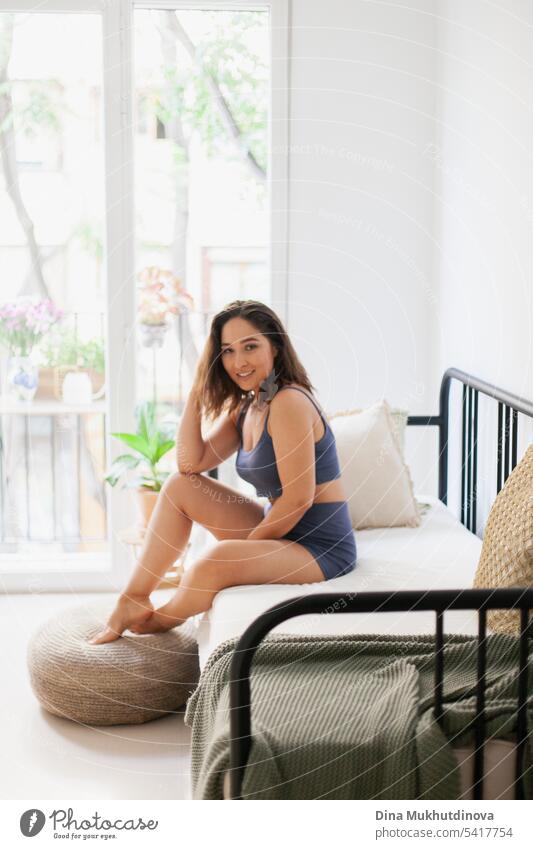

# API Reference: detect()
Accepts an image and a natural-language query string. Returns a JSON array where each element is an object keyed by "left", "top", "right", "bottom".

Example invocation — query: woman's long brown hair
[{"left": 192, "top": 300, "right": 315, "bottom": 420}]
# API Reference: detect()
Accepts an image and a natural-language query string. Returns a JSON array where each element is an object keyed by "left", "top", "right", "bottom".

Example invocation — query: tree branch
[
  {"left": 0, "top": 14, "right": 51, "bottom": 299},
  {"left": 165, "top": 11, "right": 266, "bottom": 183}
]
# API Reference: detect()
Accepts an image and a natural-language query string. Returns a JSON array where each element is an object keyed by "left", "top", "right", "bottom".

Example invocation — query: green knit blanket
[{"left": 184, "top": 631, "right": 533, "bottom": 800}]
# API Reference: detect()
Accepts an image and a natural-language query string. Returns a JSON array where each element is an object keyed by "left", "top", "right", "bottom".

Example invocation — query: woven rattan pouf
[
  {"left": 474, "top": 444, "right": 533, "bottom": 634},
  {"left": 27, "top": 601, "right": 200, "bottom": 726}
]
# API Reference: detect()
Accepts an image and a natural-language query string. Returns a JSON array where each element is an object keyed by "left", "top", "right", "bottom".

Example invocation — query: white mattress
[{"left": 193, "top": 495, "right": 483, "bottom": 671}]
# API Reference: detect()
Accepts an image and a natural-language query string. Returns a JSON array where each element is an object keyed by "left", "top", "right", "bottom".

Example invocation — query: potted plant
[
  {"left": 79, "top": 336, "right": 105, "bottom": 396},
  {"left": 0, "top": 298, "right": 63, "bottom": 400},
  {"left": 37, "top": 328, "right": 105, "bottom": 400},
  {"left": 104, "top": 401, "right": 176, "bottom": 527},
  {"left": 37, "top": 326, "right": 76, "bottom": 399},
  {"left": 137, "top": 266, "right": 194, "bottom": 348}
]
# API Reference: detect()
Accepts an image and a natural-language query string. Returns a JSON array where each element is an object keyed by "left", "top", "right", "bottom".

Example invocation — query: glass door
[
  {"left": 0, "top": 0, "right": 284, "bottom": 591},
  {"left": 0, "top": 6, "right": 110, "bottom": 583}
]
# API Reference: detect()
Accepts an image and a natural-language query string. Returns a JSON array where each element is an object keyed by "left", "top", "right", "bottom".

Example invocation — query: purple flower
[{"left": 0, "top": 297, "right": 63, "bottom": 356}]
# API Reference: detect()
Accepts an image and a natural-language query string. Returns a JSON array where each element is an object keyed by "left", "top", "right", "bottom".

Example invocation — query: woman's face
[{"left": 220, "top": 316, "right": 277, "bottom": 397}]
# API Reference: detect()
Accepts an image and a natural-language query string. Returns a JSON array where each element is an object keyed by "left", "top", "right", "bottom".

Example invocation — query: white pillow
[
  {"left": 329, "top": 400, "right": 421, "bottom": 530},
  {"left": 329, "top": 405, "right": 409, "bottom": 455}
]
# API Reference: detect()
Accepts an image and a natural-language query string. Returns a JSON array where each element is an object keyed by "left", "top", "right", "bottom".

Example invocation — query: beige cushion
[
  {"left": 329, "top": 400, "right": 420, "bottom": 530},
  {"left": 473, "top": 445, "right": 533, "bottom": 634},
  {"left": 329, "top": 405, "right": 409, "bottom": 455},
  {"left": 27, "top": 601, "right": 200, "bottom": 726}
]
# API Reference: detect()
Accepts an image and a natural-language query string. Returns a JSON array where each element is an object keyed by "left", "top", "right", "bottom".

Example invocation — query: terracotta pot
[
  {"left": 87, "top": 368, "right": 105, "bottom": 397},
  {"left": 35, "top": 367, "right": 105, "bottom": 401},
  {"left": 35, "top": 367, "right": 57, "bottom": 400},
  {"left": 136, "top": 488, "right": 159, "bottom": 527}
]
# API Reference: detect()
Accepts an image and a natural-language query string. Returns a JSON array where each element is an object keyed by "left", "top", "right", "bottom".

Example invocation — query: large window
[
  {"left": 133, "top": 6, "right": 269, "bottom": 408},
  {"left": 0, "top": 1, "right": 284, "bottom": 591}
]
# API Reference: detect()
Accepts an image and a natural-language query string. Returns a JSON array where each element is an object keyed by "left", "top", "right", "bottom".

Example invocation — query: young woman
[{"left": 90, "top": 300, "right": 356, "bottom": 644}]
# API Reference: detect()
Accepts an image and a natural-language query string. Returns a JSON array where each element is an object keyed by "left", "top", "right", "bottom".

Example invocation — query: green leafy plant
[
  {"left": 79, "top": 337, "right": 105, "bottom": 373},
  {"left": 104, "top": 402, "right": 176, "bottom": 492},
  {"left": 40, "top": 328, "right": 105, "bottom": 373}
]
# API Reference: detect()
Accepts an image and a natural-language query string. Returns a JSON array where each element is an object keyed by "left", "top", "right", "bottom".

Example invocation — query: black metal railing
[
  {"left": 228, "top": 588, "right": 533, "bottom": 800},
  {"left": 407, "top": 367, "right": 533, "bottom": 534}
]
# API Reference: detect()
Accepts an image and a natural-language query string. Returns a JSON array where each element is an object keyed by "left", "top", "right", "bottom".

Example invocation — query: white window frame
[{"left": 0, "top": 0, "right": 289, "bottom": 592}]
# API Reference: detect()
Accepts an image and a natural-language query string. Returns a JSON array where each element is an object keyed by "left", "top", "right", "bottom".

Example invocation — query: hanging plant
[{"left": 137, "top": 266, "right": 194, "bottom": 348}]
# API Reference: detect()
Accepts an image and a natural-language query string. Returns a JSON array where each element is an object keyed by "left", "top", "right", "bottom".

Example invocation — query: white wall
[
  {"left": 284, "top": 0, "right": 439, "bottom": 493},
  {"left": 434, "top": 0, "right": 533, "bottom": 396},
  {"left": 433, "top": 0, "right": 533, "bottom": 522}
]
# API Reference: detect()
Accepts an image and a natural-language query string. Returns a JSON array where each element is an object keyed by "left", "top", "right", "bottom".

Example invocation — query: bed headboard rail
[{"left": 407, "top": 367, "right": 533, "bottom": 533}]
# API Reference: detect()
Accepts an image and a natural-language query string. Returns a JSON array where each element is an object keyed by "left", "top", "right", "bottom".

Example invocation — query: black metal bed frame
[{"left": 227, "top": 367, "right": 533, "bottom": 800}]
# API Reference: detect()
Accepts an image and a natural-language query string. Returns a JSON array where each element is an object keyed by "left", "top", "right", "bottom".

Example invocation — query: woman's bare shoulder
[
  {"left": 271, "top": 384, "right": 316, "bottom": 414},
  {"left": 277, "top": 381, "right": 310, "bottom": 394},
  {"left": 275, "top": 383, "right": 317, "bottom": 404}
]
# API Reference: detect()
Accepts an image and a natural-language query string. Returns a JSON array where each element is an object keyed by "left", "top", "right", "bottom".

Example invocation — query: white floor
[{"left": 0, "top": 590, "right": 193, "bottom": 800}]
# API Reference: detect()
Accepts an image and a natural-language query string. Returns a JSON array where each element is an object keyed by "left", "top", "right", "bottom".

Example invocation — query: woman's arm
[
  {"left": 247, "top": 390, "right": 316, "bottom": 540},
  {"left": 177, "top": 390, "right": 242, "bottom": 474},
  {"left": 176, "top": 388, "right": 204, "bottom": 472}
]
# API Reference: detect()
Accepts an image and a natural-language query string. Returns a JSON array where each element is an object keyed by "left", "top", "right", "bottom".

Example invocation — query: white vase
[
  {"left": 139, "top": 323, "right": 168, "bottom": 348},
  {"left": 61, "top": 370, "right": 93, "bottom": 404},
  {"left": 7, "top": 355, "right": 39, "bottom": 401}
]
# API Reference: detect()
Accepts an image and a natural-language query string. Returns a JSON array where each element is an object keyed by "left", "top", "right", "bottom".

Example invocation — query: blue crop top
[{"left": 235, "top": 385, "right": 341, "bottom": 499}]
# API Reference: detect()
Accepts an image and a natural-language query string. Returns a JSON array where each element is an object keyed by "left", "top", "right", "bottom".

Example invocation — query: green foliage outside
[
  {"left": 152, "top": 10, "right": 267, "bottom": 174},
  {"left": 0, "top": 77, "right": 63, "bottom": 136}
]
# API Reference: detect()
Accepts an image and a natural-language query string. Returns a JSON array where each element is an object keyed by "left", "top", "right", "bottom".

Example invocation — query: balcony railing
[{"left": 0, "top": 308, "right": 218, "bottom": 554}]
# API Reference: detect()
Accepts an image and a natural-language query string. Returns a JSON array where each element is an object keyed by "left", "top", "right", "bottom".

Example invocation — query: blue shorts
[{"left": 263, "top": 500, "right": 357, "bottom": 581}]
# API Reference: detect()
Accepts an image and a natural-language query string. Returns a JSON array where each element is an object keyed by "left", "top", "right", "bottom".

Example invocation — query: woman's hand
[{"left": 88, "top": 593, "right": 155, "bottom": 645}]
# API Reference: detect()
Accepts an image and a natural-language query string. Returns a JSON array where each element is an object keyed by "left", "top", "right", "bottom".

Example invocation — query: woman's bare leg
[
  {"left": 130, "top": 537, "right": 325, "bottom": 634},
  {"left": 123, "top": 472, "right": 265, "bottom": 596}
]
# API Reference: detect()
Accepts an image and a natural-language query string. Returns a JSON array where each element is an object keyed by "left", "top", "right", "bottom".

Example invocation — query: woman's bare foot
[{"left": 128, "top": 603, "right": 184, "bottom": 635}]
